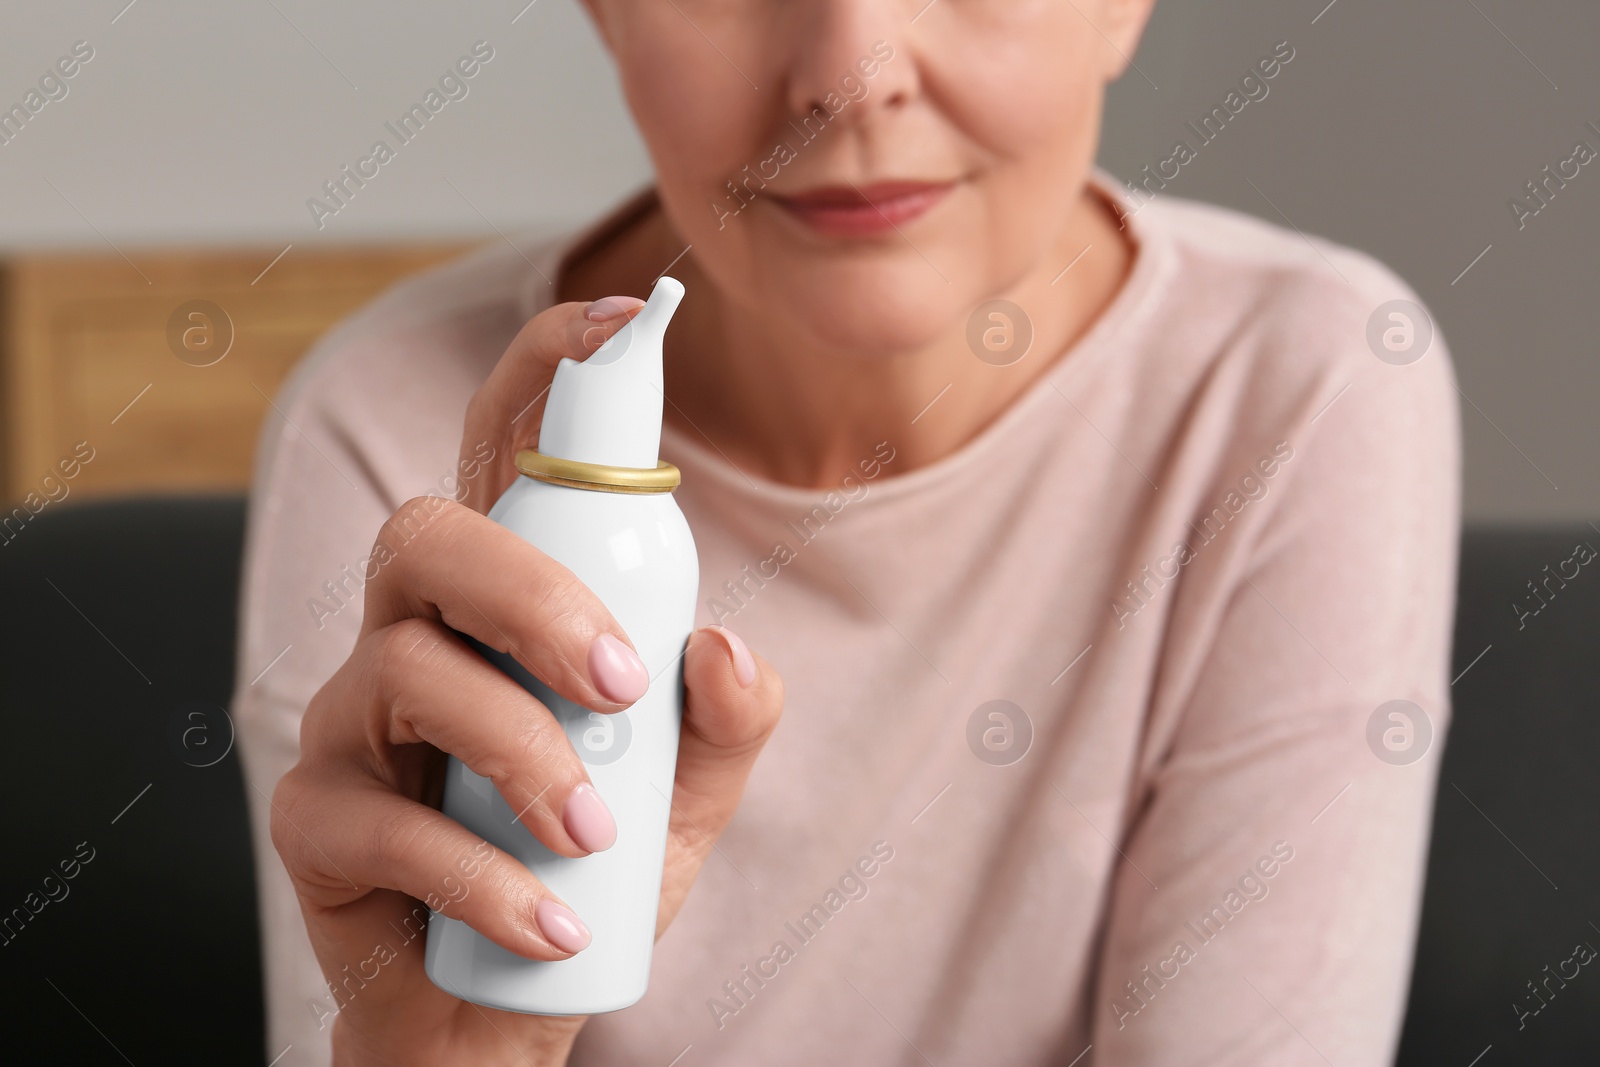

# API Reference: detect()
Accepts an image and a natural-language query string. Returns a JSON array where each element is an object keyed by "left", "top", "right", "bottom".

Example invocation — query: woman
[{"left": 236, "top": 1, "right": 1459, "bottom": 1064}]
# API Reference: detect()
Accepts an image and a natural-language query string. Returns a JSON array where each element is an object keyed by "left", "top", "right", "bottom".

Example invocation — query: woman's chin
[{"left": 751, "top": 257, "right": 980, "bottom": 357}]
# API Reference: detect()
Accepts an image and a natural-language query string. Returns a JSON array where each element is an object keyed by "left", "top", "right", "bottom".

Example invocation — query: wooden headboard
[{"left": 1, "top": 243, "right": 474, "bottom": 506}]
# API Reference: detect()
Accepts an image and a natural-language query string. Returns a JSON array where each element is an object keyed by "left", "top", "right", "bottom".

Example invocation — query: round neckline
[{"left": 521, "top": 169, "right": 1171, "bottom": 511}]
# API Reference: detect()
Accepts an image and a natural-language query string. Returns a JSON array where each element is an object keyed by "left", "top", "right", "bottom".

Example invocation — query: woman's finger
[
  {"left": 457, "top": 296, "right": 646, "bottom": 514},
  {"left": 360, "top": 498, "right": 651, "bottom": 714},
  {"left": 270, "top": 776, "right": 591, "bottom": 963},
  {"left": 299, "top": 616, "right": 613, "bottom": 858},
  {"left": 664, "top": 626, "right": 784, "bottom": 873}
]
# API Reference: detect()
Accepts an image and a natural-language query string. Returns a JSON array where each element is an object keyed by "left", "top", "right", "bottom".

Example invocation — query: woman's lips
[{"left": 771, "top": 180, "right": 955, "bottom": 237}]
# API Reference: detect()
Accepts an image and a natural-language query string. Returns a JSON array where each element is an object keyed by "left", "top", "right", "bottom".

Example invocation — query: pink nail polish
[
  {"left": 563, "top": 782, "right": 618, "bottom": 852},
  {"left": 535, "top": 898, "right": 591, "bottom": 954},
  {"left": 711, "top": 625, "right": 757, "bottom": 688},
  {"left": 585, "top": 295, "right": 646, "bottom": 321},
  {"left": 588, "top": 633, "right": 650, "bottom": 704}
]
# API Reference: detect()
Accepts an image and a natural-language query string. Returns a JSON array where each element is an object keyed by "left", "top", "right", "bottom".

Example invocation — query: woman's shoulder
[
  {"left": 1099, "top": 192, "right": 1459, "bottom": 516},
  {"left": 263, "top": 232, "right": 564, "bottom": 458},
  {"left": 246, "top": 231, "right": 566, "bottom": 509},
  {"left": 1127, "top": 192, "right": 1455, "bottom": 425},
  {"left": 280, "top": 234, "right": 559, "bottom": 418},
  {"left": 1138, "top": 192, "right": 1436, "bottom": 352},
  {"left": 289, "top": 187, "right": 659, "bottom": 415}
]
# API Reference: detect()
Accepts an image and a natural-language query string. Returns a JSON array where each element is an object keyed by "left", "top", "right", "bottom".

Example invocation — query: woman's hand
[{"left": 270, "top": 297, "right": 784, "bottom": 1066}]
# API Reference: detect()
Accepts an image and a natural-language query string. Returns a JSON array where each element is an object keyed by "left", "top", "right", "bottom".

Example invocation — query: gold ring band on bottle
[{"left": 514, "top": 448, "right": 681, "bottom": 494}]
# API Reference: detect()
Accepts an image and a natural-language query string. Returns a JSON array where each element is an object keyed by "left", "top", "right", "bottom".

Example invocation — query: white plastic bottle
[{"left": 425, "top": 276, "right": 699, "bottom": 1014}]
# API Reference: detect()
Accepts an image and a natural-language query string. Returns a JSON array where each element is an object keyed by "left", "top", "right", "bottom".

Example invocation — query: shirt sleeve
[
  {"left": 228, "top": 235, "right": 547, "bottom": 1066},
  {"left": 230, "top": 335, "right": 411, "bottom": 1067},
  {"left": 1089, "top": 286, "right": 1461, "bottom": 1065}
]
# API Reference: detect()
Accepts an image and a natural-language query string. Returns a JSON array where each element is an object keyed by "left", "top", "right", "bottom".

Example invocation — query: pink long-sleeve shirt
[{"left": 233, "top": 171, "right": 1460, "bottom": 1066}]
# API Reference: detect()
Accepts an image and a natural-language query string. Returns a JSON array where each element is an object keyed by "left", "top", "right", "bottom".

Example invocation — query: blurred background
[
  {"left": 1, "top": 1, "right": 1597, "bottom": 1065},
  {"left": 0, "top": 0, "right": 1595, "bottom": 518}
]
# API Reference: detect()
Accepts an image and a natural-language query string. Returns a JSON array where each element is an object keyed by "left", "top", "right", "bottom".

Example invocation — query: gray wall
[
  {"left": 2, "top": 0, "right": 1594, "bottom": 522},
  {"left": 0, "top": 0, "right": 650, "bottom": 244},
  {"left": 1099, "top": 0, "right": 1600, "bottom": 525}
]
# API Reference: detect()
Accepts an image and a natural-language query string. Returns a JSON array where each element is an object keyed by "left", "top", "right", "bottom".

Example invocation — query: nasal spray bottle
[{"left": 426, "top": 277, "right": 699, "bottom": 1014}]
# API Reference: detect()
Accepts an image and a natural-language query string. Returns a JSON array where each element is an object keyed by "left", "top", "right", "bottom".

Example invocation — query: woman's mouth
[{"left": 771, "top": 180, "right": 955, "bottom": 238}]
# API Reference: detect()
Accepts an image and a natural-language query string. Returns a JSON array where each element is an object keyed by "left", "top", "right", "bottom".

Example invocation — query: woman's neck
[{"left": 557, "top": 182, "right": 1134, "bottom": 490}]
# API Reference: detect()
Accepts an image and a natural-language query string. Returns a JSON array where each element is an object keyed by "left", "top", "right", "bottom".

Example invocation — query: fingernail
[
  {"left": 535, "top": 898, "right": 591, "bottom": 954},
  {"left": 563, "top": 782, "right": 617, "bottom": 853},
  {"left": 589, "top": 633, "right": 650, "bottom": 704},
  {"left": 585, "top": 295, "right": 646, "bottom": 322},
  {"left": 711, "top": 625, "right": 757, "bottom": 688}
]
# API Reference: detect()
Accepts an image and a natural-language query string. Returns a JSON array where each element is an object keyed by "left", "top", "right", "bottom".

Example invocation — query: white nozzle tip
[
  {"left": 536, "top": 277, "right": 685, "bottom": 469},
  {"left": 634, "top": 275, "right": 684, "bottom": 333}
]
